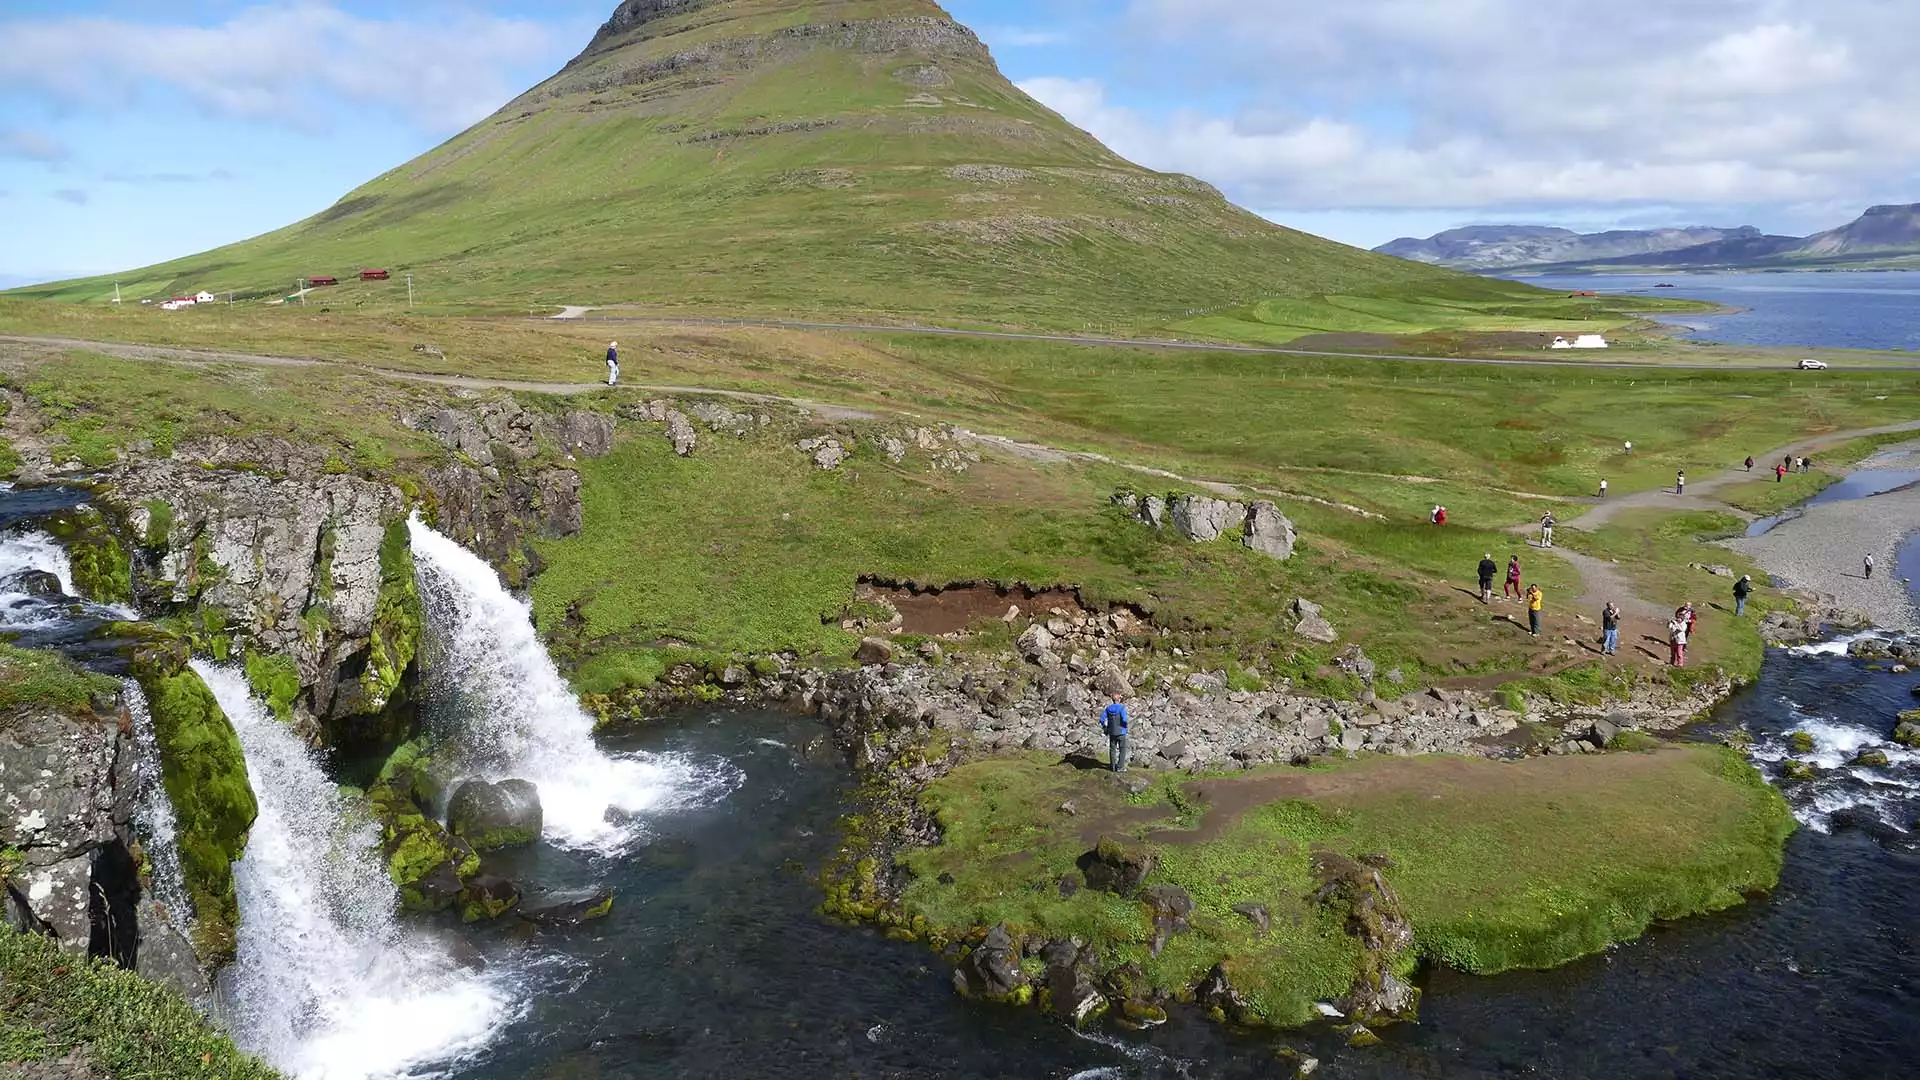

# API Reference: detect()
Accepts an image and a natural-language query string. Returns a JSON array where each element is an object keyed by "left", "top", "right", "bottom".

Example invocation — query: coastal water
[{"left": 1509, "top": 271, "right": 1920, "bottom": 352}]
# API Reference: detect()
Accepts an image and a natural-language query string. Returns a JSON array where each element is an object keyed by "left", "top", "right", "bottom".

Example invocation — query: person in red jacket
[{"left": 1504, "top": 555, "right": 1523, "bottom": 599}]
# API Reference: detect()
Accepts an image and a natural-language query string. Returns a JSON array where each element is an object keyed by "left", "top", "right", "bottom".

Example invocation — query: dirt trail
[{"left": 1568, "top": 419, "right": 1920, "bottom": 531}]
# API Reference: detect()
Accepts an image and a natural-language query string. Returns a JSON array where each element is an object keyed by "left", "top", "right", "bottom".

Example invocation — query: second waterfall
[{"left": 407, "top": 515, "right": 731, "bottom": 851}]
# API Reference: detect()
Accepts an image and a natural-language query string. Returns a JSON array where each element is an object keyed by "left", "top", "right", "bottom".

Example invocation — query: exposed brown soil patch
[{"left": 858, "top": 577, "right": 1094, "bottom": 636}]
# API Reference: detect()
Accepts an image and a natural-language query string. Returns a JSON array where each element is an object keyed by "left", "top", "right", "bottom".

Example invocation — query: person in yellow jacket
[{"left": 1526, "top": 584, "right": 1544, "bottom": 636}]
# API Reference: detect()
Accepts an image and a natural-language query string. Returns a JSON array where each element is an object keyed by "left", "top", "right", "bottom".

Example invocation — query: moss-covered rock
[
  {"left": 457, "top": 874, "right": 521, "bottom": 923},
  {"left": 1851, "top": 748, "right": 1891, "bottom": 768},
  {"left": 446, "top": 778, "right": 543, "bottom": 851},
  {"left": 1787, "top": 731, "right": 1816, "bottom": 754},
  {"left": 134, "top": 663, "right": 258, "bottom": 965},
  {"left": 1894, "top": 713, "right": 1920, "bottom": 749},
  {"left": 1781, "top": 759, "right": 1818, "bottom": 781},
  {"left": 361, "top": 519, "right": 421, "bottom": 714},
  {"left": 45, "top": 505, "right": 132, "bottom": 606},
  {"left": 367, "top": 741, "right": 477, "bottom": 912}
]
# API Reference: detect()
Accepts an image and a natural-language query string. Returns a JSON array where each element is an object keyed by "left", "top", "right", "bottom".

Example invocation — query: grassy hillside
[{"left": 6, "top": 0, "right": 1463, "bottom": 329}]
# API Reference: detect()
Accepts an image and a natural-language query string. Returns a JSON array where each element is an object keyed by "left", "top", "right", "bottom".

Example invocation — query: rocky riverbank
[{"left": 1727, "top": 470, "right": 1920, "bottom": 633}]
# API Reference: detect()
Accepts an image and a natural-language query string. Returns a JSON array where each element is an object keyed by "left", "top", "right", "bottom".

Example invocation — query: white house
[{"left": 194, "top": 291, "right": 216, "bottom": 304}]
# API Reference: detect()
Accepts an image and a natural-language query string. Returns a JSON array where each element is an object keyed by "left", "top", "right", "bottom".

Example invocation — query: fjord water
[{"left": 1511, "top": 270, "right": 1920, "bottom": 351}]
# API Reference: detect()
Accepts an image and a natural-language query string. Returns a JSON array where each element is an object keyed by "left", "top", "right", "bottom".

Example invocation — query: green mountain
[{"left": 11, "top": 0, "right": 1462, "bottom": 329}]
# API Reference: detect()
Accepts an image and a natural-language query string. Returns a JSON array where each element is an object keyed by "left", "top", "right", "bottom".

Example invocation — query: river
[
  {"left": 7, "top": 491, "right": 1920, "bottom": 1078},
  {"left": 1505, "top": 271, "right": 1920, "bottom": 352}
]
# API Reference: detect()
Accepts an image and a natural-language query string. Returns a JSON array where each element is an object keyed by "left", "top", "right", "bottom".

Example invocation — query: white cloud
[
  {"left": 0, "top": 3, "right": 560, "bottom": 132},
  {"left": 984, "top": 26, "right": 1068, "bottom": 48},
  {"left": 0, "top": 128, "right": 69, "bottom": 162},
  {"left": 1031, "top": 0, "right": 1920, "bottom": 232}
]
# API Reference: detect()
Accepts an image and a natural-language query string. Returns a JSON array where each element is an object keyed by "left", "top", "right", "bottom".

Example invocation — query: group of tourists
[
  {"left": 1748, "top": 453, "right": 1814, "bottom": 482},
  {"left": 1474, "top": 549, "right": 1760, "bottom": 667}
]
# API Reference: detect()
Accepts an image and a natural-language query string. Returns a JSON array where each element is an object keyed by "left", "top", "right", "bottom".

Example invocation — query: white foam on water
[
  {"left": 1788, "top": 634, "right": 1876, "bottom": 658},
  {"left": 0, "top": 529, "right": 76, "bottom": 597},
  {"left": 406, "top": 515, "right": 740, "bottom": 853},
  {"left": 199, "top": 661, "right": 516, "bottom": 1080}
]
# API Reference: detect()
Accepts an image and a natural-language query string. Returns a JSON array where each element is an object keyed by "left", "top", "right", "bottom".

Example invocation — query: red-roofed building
[{"left": 360, "top": 269, "right": 390, "bottom": 281}]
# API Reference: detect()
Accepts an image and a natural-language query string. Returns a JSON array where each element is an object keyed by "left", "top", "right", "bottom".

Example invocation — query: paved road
[{"left": 549, "top": 307, "right": 1920, "bottom": 372}]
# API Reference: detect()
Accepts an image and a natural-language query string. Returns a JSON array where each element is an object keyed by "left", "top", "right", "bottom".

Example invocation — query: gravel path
[{"left": 1724, "top": 469, "right": 1920, "bottom": 631}]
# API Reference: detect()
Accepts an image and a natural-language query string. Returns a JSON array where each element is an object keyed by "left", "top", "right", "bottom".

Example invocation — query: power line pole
[
  {"left": 112, "top": 283, "right": 120, "bottom": 304},
  {"left": 406, "top": 273, "right": 414, "bottom": 309}
]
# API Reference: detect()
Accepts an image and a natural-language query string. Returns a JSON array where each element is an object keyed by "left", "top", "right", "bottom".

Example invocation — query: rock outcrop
[
  {"left": 1168, "top": 495, "right": 1246, "bottom": 543},
  {"left": 1116, "top": 490, "right": 1296, "bottom": 559},
  {"left": 1, "top": 665, "right": 210, "bottom": 1000}
]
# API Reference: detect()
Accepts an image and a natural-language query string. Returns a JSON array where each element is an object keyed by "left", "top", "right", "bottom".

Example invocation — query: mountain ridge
[
  {"left": 7, "top": 0, "right": 1463, "bottom": 329},
  {"left": 1379, "top": 204, "right": 1920, "bottom": 272}
]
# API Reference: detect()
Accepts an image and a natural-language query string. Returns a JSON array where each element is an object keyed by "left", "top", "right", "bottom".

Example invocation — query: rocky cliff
[{"left": 0, "top": 654, "right": 208, "bottom": 1001}]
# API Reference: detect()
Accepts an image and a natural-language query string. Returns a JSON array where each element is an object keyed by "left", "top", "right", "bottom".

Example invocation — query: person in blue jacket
[
  {"left": 605, "top": 341, "right": 619, "bottom": 386},
  {"left": 1101, "top": 695, "right": 1130, "bottom": 773}
]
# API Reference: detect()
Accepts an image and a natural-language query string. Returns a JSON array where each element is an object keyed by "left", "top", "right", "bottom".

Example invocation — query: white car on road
[{"left": 1797, "top": 358, "right": 1829, "bottom": 370}]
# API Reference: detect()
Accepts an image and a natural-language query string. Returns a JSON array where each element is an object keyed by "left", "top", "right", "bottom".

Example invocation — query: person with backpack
[
  {"left": 1540, "top": 511, "right": 1557, "bottom": 548},
  {"left": 1505, "top": 555, "right": 1524, "bottom": 600},
  {"left": 1866, "top": 553, "right": 1876, "bottom": 580},
  {"left": 1668, "top": 614, "right": 1688, "bottom": 667},
  {"left": 1733, "top": 575, "right": 1753, "bottom": 616},
  {"left": 1526, "top": 584, "right": 1544, "bottom": 636},
  {"left": 1478, "top": 553, "right": 1498, "bottom": 605},
  {"left": 1100, "top": 695, "right": 1130, "bottom": 773},
  {"left": 1601, "top": 601, "right": 1621, "bottom": 655},
  {"left": 1745, "top": 456, "right": 1754, "bottom": 471}
]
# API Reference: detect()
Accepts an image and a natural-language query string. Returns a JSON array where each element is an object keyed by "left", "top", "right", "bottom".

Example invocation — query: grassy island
[{"left": 889, "top": 745, "right": 1793, "bottom": 1026}]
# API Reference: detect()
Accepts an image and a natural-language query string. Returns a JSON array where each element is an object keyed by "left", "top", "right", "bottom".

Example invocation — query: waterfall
[
  {"left": 0, "top": 529, "right": 77, "bottom": 629},
  {"left": 199, "top": 662, "right": 512, "bottom": 1080},
  {"left": 407, "top": 515, "right": 731, "bottom": 852},
  {"left": 124, "top": 678, "right": 193, "bottom": 937}
]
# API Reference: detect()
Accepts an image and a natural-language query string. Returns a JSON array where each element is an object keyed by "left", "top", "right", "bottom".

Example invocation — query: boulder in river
[
  {"left": 519, "top": 888, "right": 616, "bottom": 926},
  {"left": 1851, "top": 748, "right": 1892, "bottom": 768},
  {"left": 447, "top": 778, "right": 544, "bottom": 851},
  {"left": 458, "top": 874, "right": 522, "bottom": 923},
  {"left": 1, "top": 569, "right": 64, "bottom": 597}
]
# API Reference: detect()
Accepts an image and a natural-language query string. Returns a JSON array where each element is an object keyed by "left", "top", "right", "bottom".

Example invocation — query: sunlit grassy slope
[{"left": 8, "top": 0, "right": 1467, "bottom": 329}]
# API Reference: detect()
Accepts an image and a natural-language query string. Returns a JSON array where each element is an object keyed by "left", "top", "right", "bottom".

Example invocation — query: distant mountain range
[{"left": 1377, "top": 204, "right": 1920, "bottom": 272}]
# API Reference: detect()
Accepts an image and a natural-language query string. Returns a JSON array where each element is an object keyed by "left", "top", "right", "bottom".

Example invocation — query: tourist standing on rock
[
  {"left": 1602, "top": 601, "right": 1621, "bottom": 655},
  {"left": 1866, "top": 553, "right": 1876, "bottom": 580},
  {"left": 1101, "top": 696, "right": 1130, "bottom": 773},
  {"left": 1676, "top": 470, "right": 1685, "bottom": 495},
  {"left": 1668, "top": 614, "right": 1688, "bottom": 666},
  {"left": 1478, "top": 553, "right": 1498, "bottom": 605},
  {"left": 1526, "top": 584, "right": 1544, "bottom": 637},
  {"left": 605, "top": 341, "right": 620, "bottom": 386},
  {"left": 1540, "top": 511, "right": 1557, "bottom": 548},
  {"left": 1505, "top": 555, "right": 1524, "bottom": 599},
  {"left": 1734, "top": 575, "right": 1753, "bottom": 616}
]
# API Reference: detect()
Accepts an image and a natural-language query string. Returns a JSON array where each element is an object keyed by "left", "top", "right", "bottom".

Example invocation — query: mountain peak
[{"left": 9, "top": 0, "right": 1454, "bottom": 323}]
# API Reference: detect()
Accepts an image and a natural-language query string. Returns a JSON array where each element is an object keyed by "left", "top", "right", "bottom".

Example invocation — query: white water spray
[
  {"left": 407, "top": 516, "right": 732, "bottom": 851},
  {"left": 199, "top": 662, "right": 512, "bottom": 1080},
  {"left": 123, "top": 678, "right": 192, "bottom": 936}
]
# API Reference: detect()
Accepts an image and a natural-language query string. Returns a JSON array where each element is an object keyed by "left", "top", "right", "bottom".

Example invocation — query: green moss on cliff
[
  {"left": 0, "top": 927, "right": 282, "bottom": 1078},
  {"left": 142, "top": 498, "right": 175, "bottom": 549},
  {"left": 44, "top": 506, "right": 132, "bottom": 606},
  {"left": 367, "top": 740, "right": 474, "bottom": 912},
  {"left": 136, "top": 665, "right": 258, "bottom": 964},
  {"left": 243, "top": 652, "right": 301, "bottom": 723},
  {"left": 362, "top": 519, "right": 421, "bottom": 712}
]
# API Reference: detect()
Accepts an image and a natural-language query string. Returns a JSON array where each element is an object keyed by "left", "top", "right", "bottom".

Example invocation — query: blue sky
[{"left": 4, "top": 0, "right": 1918, "bottom": 288}]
